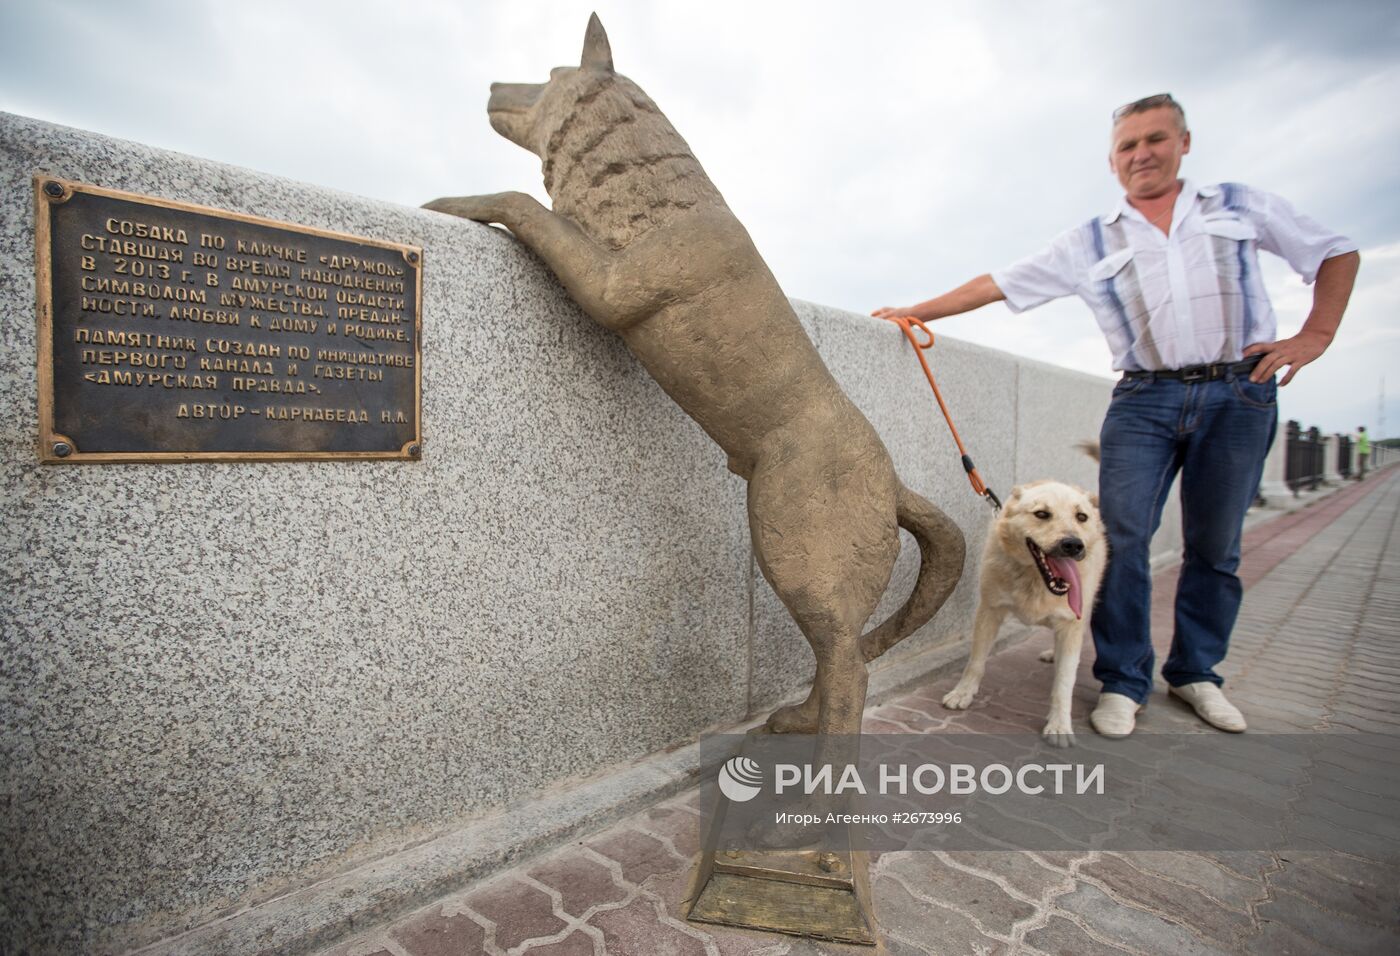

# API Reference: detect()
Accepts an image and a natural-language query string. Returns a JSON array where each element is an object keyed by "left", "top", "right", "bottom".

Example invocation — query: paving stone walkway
[{"left": 319, "top": 468, "right": 1400, "bottom": 956}]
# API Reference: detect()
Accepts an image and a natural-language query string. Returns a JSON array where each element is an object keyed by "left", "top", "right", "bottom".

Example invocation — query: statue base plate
[{"left": 686, "top": 847, "right": 879, "bottom": 947}]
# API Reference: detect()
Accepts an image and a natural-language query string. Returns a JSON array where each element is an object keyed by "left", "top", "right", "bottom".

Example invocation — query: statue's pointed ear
[{"left": 581, "top": 13, "right": 614, "bottom": 72}]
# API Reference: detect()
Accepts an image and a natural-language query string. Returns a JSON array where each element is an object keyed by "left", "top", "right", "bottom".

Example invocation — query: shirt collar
[{"left": 1105, "top": 179, "right": 1213, "bottom": 223}]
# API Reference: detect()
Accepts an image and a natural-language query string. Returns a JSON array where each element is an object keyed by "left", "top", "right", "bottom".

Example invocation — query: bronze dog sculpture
[{"left": 426, "top": 16, "right": 964, "bottom": 742}]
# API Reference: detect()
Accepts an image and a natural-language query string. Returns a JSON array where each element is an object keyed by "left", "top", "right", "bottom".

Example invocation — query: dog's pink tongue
[{"left": 1049, "top": 557, "right": 1083, "bottom": 619}]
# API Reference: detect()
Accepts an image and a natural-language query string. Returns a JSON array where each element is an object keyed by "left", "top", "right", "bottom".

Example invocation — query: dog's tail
[{"left": 860, "top": 484, "right": 966, "bottom": 663}]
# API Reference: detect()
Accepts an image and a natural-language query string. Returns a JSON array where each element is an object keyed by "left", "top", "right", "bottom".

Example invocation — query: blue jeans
[{"left": 1091, "top": 372, "right": 1278, "bottom": 704}]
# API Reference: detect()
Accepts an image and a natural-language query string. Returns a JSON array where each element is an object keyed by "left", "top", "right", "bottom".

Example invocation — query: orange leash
[{"left": 881, "top": 314, "right": 1002, "bottom": 512}]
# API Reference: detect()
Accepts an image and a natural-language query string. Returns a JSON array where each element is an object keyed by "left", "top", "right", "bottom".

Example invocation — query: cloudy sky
[{"left": 3, "top": 0, "right": 1397, "bottom": 436}]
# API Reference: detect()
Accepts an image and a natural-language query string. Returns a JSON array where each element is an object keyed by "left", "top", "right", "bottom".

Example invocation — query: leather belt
[{"left": 1122, "top": 355, "right": 1263, "bottom": 383}]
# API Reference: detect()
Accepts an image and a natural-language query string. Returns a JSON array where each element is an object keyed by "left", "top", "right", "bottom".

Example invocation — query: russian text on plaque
[{"left": 36, "top": 179, "right": 423, "bottom": 463}]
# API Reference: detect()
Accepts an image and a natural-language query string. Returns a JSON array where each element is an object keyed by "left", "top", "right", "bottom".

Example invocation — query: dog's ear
[
  {"left": 1004, "top": 485, "right": 1024, "bottom": 510},
  {"left": 1089, "top": 493, "right": 1100, "bottom": 508},
  {"left": 581, "top": 13, "right": 615, "bottom": 72}
]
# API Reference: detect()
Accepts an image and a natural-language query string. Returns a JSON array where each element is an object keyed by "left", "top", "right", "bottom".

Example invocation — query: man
[
  {"left": 874, "top": 94, "right": 1359, "bottom": 737},
  {"left": 1356, "top": 426, "right": 1370, "bottom": 480}
]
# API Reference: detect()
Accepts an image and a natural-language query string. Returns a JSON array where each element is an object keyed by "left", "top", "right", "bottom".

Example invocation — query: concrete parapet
[
  {"left": 1322, "top": 434, "right": 1343, "bottom": 482},
  {"left": 1258, "top": 421, "right": 1291, "bottom": 504}
]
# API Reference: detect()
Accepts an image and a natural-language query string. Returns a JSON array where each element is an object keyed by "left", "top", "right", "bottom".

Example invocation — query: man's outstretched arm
[
  {"left": 1244, "top": 250, "right": 1360, "bottom": 385},
  {"left": 872, "top": 274, "right": 1006, "bottom": 322}
]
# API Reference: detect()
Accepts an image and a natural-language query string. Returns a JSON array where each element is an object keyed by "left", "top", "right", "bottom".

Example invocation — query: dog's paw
[
  {"left": 766, "top": 702, "right": 819, "bottom": 734},
  {"left": 1042, "top": 717, "right": 1075, "bottom": 748},
  {"left": 1038, "top": 648, "right": 1056, "bottom": 663},
  {"left": 422, "top": 193, "right": 508, "bottom": 222},
  {"left": 942, "top": 684, "right": 978, "bottom": 710}
]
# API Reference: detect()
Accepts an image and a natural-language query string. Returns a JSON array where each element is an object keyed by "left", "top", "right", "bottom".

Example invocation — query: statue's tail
[{"left": 860, "top": 484, "right": 966, "bottom": 663}]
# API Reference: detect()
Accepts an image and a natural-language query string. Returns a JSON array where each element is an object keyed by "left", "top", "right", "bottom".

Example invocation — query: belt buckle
[{"left": 1180, "top": 364, "right": 1208, "bottom": 383}]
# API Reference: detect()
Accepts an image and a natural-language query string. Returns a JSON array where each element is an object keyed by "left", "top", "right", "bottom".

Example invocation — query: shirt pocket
[
  {"left": 1202, "top": 216, "right": 1258, "bottom": 281},
  {"left": 1088, "top": 247, "right": 1134, "bottom": 283}
]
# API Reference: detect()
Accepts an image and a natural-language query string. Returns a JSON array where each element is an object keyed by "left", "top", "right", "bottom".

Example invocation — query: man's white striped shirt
[{"left": 991, "top": 180, "right": 1356, "bottom": 371}]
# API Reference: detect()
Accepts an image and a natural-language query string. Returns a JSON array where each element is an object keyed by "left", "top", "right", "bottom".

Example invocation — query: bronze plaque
[{"left": 35, "top": 178, "right": 422, "bottom": 463}]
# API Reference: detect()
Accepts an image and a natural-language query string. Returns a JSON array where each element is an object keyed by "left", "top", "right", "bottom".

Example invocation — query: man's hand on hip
[
  {"left": 1246, "top": 250, "right": 1360, "bottom": 385},
  {"left": 1243, "top": 329, "right": 1332, "bottom": 386}
]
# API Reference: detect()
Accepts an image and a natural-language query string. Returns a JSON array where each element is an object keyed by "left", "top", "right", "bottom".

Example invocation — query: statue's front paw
[{"left": 422, "top": 194, "right": 505, "bottom": 222}]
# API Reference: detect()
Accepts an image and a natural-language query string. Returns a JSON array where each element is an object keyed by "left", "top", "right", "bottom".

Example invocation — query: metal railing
[
  {"left": 1337, "top": 434, "right": 1353, "bottom": 479},
  {"left": 1285, "top": 420, "right": 1325, "bottom": 493}
]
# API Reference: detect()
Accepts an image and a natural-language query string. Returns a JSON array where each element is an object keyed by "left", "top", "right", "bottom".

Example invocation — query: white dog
[{"left": 942, "top": 481, "right": 1107, "bottom": 746}]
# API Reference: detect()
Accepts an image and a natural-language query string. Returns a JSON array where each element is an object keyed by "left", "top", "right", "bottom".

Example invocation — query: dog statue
[{"left": 426, "top": 15, "right": 964, "bottom": 741}]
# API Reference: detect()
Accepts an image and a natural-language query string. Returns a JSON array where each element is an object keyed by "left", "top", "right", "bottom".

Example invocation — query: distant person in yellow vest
[{"left": 1356, "top": 426, "right": 1370, "bottom": 480}]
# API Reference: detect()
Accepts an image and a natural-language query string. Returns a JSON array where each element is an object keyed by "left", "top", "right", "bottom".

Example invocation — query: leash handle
[{"left": 882, "top": 314, "right": 1002, "bottom": 512}]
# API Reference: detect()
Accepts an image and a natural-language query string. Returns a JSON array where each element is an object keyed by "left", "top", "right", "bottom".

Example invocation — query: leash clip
[{"left": 983, "top": 488, "right": 1002, "bottom": 513}]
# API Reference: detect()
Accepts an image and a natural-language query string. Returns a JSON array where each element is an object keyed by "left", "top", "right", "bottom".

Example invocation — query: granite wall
[{"left": 1, "top": 113, "right": 1169, "bottom": 954}]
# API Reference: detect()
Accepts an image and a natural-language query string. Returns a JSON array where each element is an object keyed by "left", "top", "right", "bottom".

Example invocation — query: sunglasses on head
[{"left": 1112, "top": 93, "right": 1179, "bottom": 121}]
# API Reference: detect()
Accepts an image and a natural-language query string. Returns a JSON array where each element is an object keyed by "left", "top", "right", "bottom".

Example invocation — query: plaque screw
[
  {"left": 52, "top": 442, "right": 72, "bottom": 458},
  {"left": 407, "top": 251, "right": 419, "bottom": 264},
  {"left": 408, "top": 443, "right": 422, "bottom": 458},
  {"left": 43, "top": 181, "right": 64, "bottom": 198}
]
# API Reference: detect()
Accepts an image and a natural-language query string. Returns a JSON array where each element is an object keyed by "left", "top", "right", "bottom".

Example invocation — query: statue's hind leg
[
  {"left": 744, "top": 445, "right": 898, "bottom": 855},
  {"left": 748, "top": 439, "right": 900, "bottom": 739}
]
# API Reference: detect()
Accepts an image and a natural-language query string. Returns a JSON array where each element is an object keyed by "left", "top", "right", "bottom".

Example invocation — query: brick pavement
[{"left": 317, "top": 468, "right": 1400, "bottom": 956}]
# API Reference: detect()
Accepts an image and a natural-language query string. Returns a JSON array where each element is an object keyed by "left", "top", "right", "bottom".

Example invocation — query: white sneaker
[
  {"left": 1090, "top": 693, "right": 1143, "bottom": 738},
  {"left": 1169, "top": 682, "right": 1247, "bottom": 732}
]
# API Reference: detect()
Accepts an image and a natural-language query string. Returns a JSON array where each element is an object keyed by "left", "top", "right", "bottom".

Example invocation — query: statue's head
[
  {"left": 482, "top": 14, "right": 714, "bottom": 243},
  {"left": 486, "top": 13, "right": 616, "bottom": 159}
]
